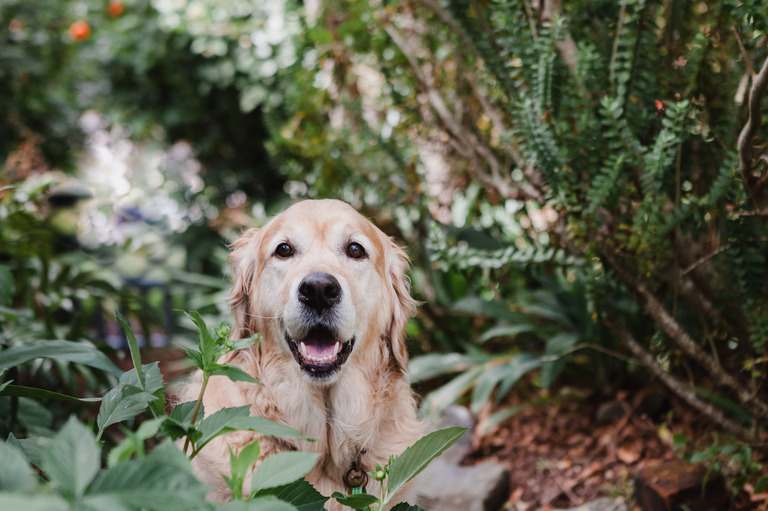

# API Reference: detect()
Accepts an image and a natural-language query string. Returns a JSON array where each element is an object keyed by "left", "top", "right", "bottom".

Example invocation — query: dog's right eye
[{"left": 274, "top": 242, "right": 294, "bottom": 258}]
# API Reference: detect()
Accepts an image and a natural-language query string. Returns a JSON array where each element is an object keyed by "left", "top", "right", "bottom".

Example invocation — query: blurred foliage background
[{"left": 2, "top": 0, "right": 768, "bottom": 497}]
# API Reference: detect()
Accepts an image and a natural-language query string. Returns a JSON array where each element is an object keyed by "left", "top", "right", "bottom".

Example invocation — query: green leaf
[
  {"left": 186, "top": 310, "right": 218, "bottom": 367},
  {"left": 196, "top": 406, "right": 308, "bottom": 453},
  {"left": 0, "top": 265, "right": 13, "bottom": 306},
  {"left": 210, "top": 363, "right": 260, "bottom": 384},
  {"left": 227, "top": 439, "right": 262, "bottom": 500},
  {"left": 225, "top": 416, "right": 307, "bottom": 439},
  {"left": 7, "top": 435, "right": 50, "bottom": 470},
  {"left": 478, "top": 323, "right": 537, "bottom": 343},
  {"left": 469, "top": 355, "right": 541, "bottom": 415},
  {"left": 231, "top": 334, "right": 260, "bottom": 352},
  {"left": 170, "top": 400, "right": 201, "bottom": 424},
  {"left": 0, "top": 340, "right": 121, "bottom": 376},
  {"left": 251, "top": 452, "right": 321, "bottom": 494},
  {"left": 107, "top": 416, "right": 166, "bottom": 466},
  {"left": 755, "top": 475, "right": 768, "bottom": 494},
  {"left": 85, "top": 440, "right": 207, "bottom": 511},
  {"left": 408, "top": 353, "right": 490, "bottom": 383},
  {"left": 96, "top": 362, "right": 164, "bottom": 436},
  {"left": 420, "top": 367, "right": 483, "bottom": 416},
  {"left": 115, "top": 310, "right": 145, "bottom": 391},
  {"left": 42, "top": 416, "right": 100, "bottom": 499},
  {"left": 331, "top": 491, "right": 379, "bottom": 509},
  {"left": 184, "top": 346, "right": 205, "bottom": 371},
  {"left": 259, "top": 479, "right": 329, "bottom": 511},
  {"left": 195, "top": 405, "right": 250, "bottom": 449},
  {"left": 541, "top": 332, "right": 579, "bottom": 388},
  {"left": 389, "top": 503, "right": 425, "bottom": 511},
  {"left": 0, "top": 384, "right": 102, "bottom": 403},
  {"left": 218, "top": 496, "right": 299, "bottom": 511},
  {"left": 231, "top": 440, "right": 261, "bottom": 481},
  {"left": 0, "top": 493, "right": 69, "bottom": 511},
  {"left": 0, "top": 442, "right": 37, "bottom": 493},
  {"left": 384, "top": 427, "right": 468, "bottom": 505}
]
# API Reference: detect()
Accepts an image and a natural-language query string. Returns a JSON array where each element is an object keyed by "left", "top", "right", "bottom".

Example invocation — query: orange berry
[
  {"left": 108, "top": 1, "right": 125, "bottom": 17},
  {"left": 68, "top": 20, "right": 91, "bottom": 41}
]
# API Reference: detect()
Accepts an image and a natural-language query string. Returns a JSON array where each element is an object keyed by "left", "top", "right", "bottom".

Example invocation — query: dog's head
[{"left": 228, "top": 199, "right": 416, "bottom": 383}]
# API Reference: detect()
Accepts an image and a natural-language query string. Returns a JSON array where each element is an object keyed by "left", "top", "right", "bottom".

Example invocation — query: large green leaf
[
  {"left": 85, "top": 440, "right": 208, "bottom": 511},
  {"left": 0, "top": 340, "right": 121, "bottom": 376},
  {"left": 384, "top": 427, "right": 467, "bottom": 505},
  {"left": 196, "top": 406, "right": 308, "bottom": 453},
  {"left": 420, "top": 367, "right": 483, "bottom": 415},
  {"left": 41, "top": 416, "right": 100, "bottom": 499},
  {"left": 96, "top": 362, "right": 165, "bottom": 439},
  {"left": 251, "top": 452, "right": 320, "bottom": 494},
  {"left": 0, "top": 493, "right": 69, "bottom": 511},
  {"left": 0, "top": 442, "right": 37, "bottom": 493},
  {"left": 408, "top": 352, "right": 490, "bottom": 383},
  {"left": 260, "top": 479, "right": 329, "bottom": 511},
  {"left": 0, "top": 384, "right": 102, "bottom": 403},
  {"left": 6, "top": 434, "right": 50, "bottom": 470}
]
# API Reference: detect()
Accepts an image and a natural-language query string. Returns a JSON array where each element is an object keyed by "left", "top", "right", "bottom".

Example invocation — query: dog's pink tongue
[{"left": 305, "top": 342, "right": 336, "bottom": 358}]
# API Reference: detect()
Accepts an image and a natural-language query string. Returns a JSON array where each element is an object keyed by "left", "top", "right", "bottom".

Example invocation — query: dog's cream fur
[{"left": 179, "top": 200, "right": 424, "bottom": 509}]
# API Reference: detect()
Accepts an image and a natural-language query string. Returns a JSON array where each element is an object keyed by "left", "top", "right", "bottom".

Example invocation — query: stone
[
  {"left": 560, "top": 498, "right": 627, "bottom": 511},
  {"left": 634, "top": 459, "right": 731, "bottom": 511},
  {"left": 419, "top": 406, "right": 510, "bottom": 511},
  {"left": 419, "top": 458, "right": 510, "bottom": 511}
]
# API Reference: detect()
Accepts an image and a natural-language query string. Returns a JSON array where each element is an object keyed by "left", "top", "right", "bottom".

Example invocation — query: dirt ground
[{"left": 466, "top": 384, "right": 768, "bottom": 510}]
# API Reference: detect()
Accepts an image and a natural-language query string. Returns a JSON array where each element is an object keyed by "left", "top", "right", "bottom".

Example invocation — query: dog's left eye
[{"left": 346, "top": 242, "right": 366, "bottom": 259}]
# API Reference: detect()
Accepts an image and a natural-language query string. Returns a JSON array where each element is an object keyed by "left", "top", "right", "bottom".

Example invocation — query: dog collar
[{"left": 343, "top": 448, "right": 369, "bottom": 489}]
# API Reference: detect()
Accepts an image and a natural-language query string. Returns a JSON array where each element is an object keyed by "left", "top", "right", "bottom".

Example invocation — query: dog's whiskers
[{"left": 242, "top": 311, "right": 282, "bottom": 320}]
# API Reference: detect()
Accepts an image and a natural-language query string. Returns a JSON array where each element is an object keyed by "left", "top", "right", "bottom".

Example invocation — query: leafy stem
[{"left": 183, "top": 373, "right": 209, "bottom": 454}]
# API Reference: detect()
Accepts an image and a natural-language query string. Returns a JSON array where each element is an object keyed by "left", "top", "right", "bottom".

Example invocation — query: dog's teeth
[{"left": 299, "top": 341, "right": 341, "bottom": 363}]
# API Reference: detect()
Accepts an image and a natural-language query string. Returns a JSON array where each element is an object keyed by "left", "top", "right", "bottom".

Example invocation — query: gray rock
[
  {"left": 560, "top": 498, "right": 627, "bottom": 511},
  {"left": 419, "top": 457, "right": 510, "bottom": 511},
  {"left": 419, "top": 406, "right": 510, "bottom": 511}
]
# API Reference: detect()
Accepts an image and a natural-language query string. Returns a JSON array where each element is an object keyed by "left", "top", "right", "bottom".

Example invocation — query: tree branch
[
  {"left": 597, "top": 245, "right": 768, "bottom": 423},
  {"left": 542, "top": 0, "right": 579, "bottom": 75},
  {"left": 607, "top": 315, "right": 755, "bottom": 443},
  {"left": 737, "top": 54, "right": 768, "bottom": 211}
]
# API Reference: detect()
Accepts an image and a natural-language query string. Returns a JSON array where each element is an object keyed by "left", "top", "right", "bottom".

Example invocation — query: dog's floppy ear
[
  {"left": 385, "top": 240, "right": 418, "bottom": 372},
  {"left": 228, "top": 228, "right": 261, "bottom": 338}
]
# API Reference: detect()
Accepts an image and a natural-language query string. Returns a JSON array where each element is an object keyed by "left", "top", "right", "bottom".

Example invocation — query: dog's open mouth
[{"left": 285, "top": 326, "right": 354, "bottom": 378}]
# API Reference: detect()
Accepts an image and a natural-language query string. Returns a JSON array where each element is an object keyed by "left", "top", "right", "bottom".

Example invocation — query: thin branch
[
  {"left": 385, "top": 22, "right": 545, "bottom": 203},
  {"left": 737, "top": 55, "right": 768, "bottom": 211},
  {"left": 732, "top": 27, "right": 756, "bottom": 77},
  {"left": 598, "top": 245, "right": 768, "bottom": 423},
  {"left": 680, "top": 243, "right": 733, "bottom": 276},
  {"left": 607, "top": 315, "right": 754, "bottom": 443},
  {"left": 537, "top": 342, "right": 640, "bottom": 366}
]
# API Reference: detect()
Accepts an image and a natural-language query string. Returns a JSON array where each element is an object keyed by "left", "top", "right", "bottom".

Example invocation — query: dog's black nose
[{"left": 299, "top": 273, "right": 341, "bottom": 310}]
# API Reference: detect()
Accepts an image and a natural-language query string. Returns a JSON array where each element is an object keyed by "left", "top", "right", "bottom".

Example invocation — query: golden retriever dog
[{"left": 180, "top": 199, "right": 425, "bottom": 509}]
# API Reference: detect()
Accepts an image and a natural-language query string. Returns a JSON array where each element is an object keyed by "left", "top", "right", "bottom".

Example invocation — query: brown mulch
[{"left": 466, "top": 385, "right": 768, "bottom": 510}]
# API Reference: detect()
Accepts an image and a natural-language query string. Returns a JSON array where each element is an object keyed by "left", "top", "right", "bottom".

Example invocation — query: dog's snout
[{"left": 299, "top": 273, "right": 341, "bottom": 310}]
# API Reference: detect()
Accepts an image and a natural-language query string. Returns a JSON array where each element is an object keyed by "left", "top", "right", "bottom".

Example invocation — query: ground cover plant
[{"left": 0, "top": 310, "right": 465, "bottom": 511}]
